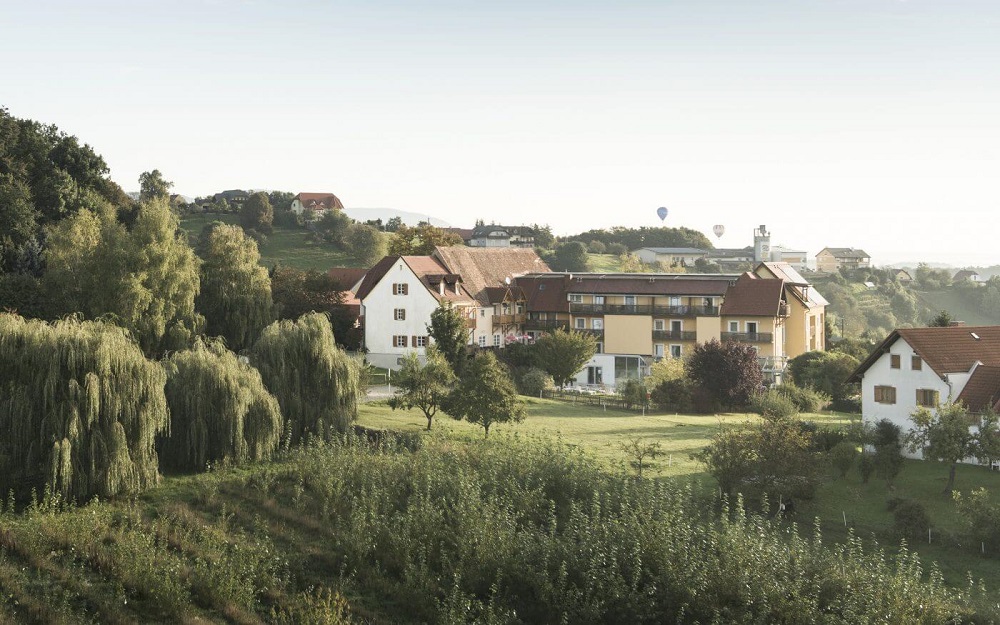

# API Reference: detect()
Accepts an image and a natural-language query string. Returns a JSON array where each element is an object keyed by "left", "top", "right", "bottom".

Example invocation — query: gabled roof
[
  {"left": 755, "top": 262, "right": 829, "bottom": 307},
  {"left": 354, "top": 256, "right": 399, "bottom": 301},
  {"left": 442, "top": 227, "right": 474, "bottom": 242},
  {"left": 483, "top": 285, "right": 526, "bottom": 305},
  {"left": 956, "top": 365, "right": 1000, "bottom": 413},
  {"left": 818, "top": 247, "right": 870, "bottom": 259},
  {"left": 514, "top": 275, "right": 570, "bottom": 312},
  {"left": 954, "top": 270, "right": 980, "bottom": 281},
  {"left": 294, "top": 192, "right": 344, "bottom": 211},
  {"left": 400, "top": 256, "right": 477, "bottom": 304},
  {"left": 327, "top": 267, "right": 369, "bottom": 291},
  {"left": 720, "top": 273, "right": 785, "bottom": 317},
  {"left": 848, "top": 326, "right": 1000, "bottom": 382},
  {"left": 433, "top": 246, "right": 550, "bottom": 306}
]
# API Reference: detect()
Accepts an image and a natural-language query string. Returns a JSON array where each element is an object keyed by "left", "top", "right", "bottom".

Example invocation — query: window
[
  {"left": 494, "top": 334, "right": 502, "bottom": 346},
  {"left": 911, "top": 356, "right": 922, "bottom": 371},
  {"left": 478, "top": 335, "right": 487, "bottom": 347},
  {"left": 916, "top": 389, "right": 939, "bottom": 408},
  {"left": 414, "top": 336, "right": 428, "bottom": 347},
  {"left": 481, "top": 309, "right": 486, "bottom": 317},
  {"left": 874, "top": 385, "right": 896, "bottom": 404},
  {"left": 595, "top": 342, "right": 603, "bottom": 354},
  {"left": 890, "top": 355, "right": 901, "bottom": 369},
  {"left": 746, "top": 321, "right": 758, "bottom": 335},
  {"left": 670, "top": 345, "right": 682, "bottom": 358},
  {"left": 670, "top": 320, "right": 682, "bottom": 333},
  {"left": 624, "top": 295, "right": 637, "bottom": 308},
  {"left": 392, "top": 335, "right": 408, "bottom": 348},
  {"left": 654, "top": 344, "right": 664, "bottom": 357},
  {"left": 669, "top": 296, "right": 681, "bottom": 307},
  {"left": 592, "top": 318, "right": 603, "bottom": 330},
  {"left": 729, "top": 321, "right": 739, "bottom": 332},
  {"left": 654, "top": 319, "right": 665, "bottom": 331},
  {"left": 569, "top": 294, "right": 583, "bottom": 303},
  {"left": 394, "top": 308, "right": 406, "bottom": 320},
  {"left": 594, "top": 296, "right": 605, "bottom": 305},
  {"left": 392, "top": 283, "right": 408, "bottom": 295},
  {"left": 575, "top": 318, "right": 586, "bottom": 329},
  {"left": 587, "top": 366, "right": 603, "bottom": 385}
]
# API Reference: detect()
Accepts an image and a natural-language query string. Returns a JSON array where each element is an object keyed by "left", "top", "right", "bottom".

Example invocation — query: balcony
[
  {"left": 523, "top": 319, "right": 570, "bottom": 331},
  {"left": 759, "top": 356, "right": 788, "bottom": 372},
  {"left": 492, "top": 313, "right": 526, "bottom": 327},
  {"left": 652, "top": 330, "right": 697, "bottom": 341},
  {"left": 721, "top": 332, "right": 773, "bottom": 343},
  {"left": 569, "top": 303, "right": 720, "bottom": 317},
  {"left": 573, "top": 328, "right": 605, "bottom": 339}
]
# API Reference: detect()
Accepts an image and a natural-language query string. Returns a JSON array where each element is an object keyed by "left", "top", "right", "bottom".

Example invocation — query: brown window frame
[
  {"left": 915, "top": 388, "right": 939, "bottom": 408},
  {"left": 392, "top": 335, "right": 408, "bottom": 348},
  {"left": 890, "top": 354, "right": 901, "bottom": 369},
  {"left": 874, "top": 385, "right": 896, "bottom": 405},
  {"left": 392, "top": 283, "right": 408, "bottom": 295},
  {"left": 911, "top": 355, "right": 922, "bottom": 370},
  {"left": 394, "top": 308, "right": 406, "bottom": 321}
]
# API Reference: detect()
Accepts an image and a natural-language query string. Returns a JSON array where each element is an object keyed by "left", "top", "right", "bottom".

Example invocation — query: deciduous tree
[
  {"left": 240, "top": 191, "right": 274, "bottom": 233},
  {"left": 908, "top": 402, "right": 977, "bottom": 494},
  {"left": 139, "top": 169, "right": 173, "bottom": 202},
  {"left": 250, "top": 312, "right": 361, "bottom": 444},
  {"left": 551, "top": 241, "right": 590, "bottom": 272},
  {"left": 0, "top": 314, "right": 168, "bottom": 499},
  {"left": 387, "top": 347, "right": 456, "bottom": 430},
  {"left": 389, "top": 223, "right": 463, "bottom": 256},
  {"left": 344, "top": 223, "right": 388, "bottom": 267},
  {"left": 428, "top": 302, "right": 471, "bottom": 372},
  {"left": 196, "top": 223, "right": 274, "bottom": 351},
  {"left": 533, "top": 327, "right": 597, "bottom": 388},
  {"left": 161, "top": 338, "right": 282, "bottom": 471},
  {"left": 445, "top": 351, "right": 525, "bottom": 437},
  {"left": 686, "top": 339, "right": 764, "bottom": 410}
]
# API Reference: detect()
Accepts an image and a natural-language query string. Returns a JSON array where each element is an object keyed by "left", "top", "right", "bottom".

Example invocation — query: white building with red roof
[{"left": 290, "top": 192, "right": 344, "bottom": 220}]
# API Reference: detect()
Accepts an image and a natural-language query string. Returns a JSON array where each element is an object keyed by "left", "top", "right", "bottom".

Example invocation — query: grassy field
[
  {"left": 179, "top": 213, "right": 359, "bottom": 270},
  {"left": 916, "top": 288, "right": 1000, "bottom": 326},
  {"left": 359, "top": 396, "right": 1000, "bottom": 586},
  {"left": 585, "top": 253, "right": 622, "bottom": 272}
]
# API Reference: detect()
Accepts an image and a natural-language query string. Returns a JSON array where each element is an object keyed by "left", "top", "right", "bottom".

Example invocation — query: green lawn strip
[
  {"left": 178, "top": 214, "right": 359, "bottom": 270},
  {"left": 586, "top": 253, "right": 621, "bottom": 272}
]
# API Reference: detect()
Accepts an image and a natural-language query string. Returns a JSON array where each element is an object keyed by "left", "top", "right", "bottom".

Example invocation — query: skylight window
[{"left": 972, "top": 332, "right": 981, "bottom": 340}]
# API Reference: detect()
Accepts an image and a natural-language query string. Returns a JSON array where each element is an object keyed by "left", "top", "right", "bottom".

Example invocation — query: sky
[{"left": 2, "top": 0, "right": 999, "bottom": 266}]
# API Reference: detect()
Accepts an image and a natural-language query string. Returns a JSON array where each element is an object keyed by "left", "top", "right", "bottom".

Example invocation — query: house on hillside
[
  {"left": 214, "top": 189, "right": 249, "bottom": 209},
  {"left": 467, "top": 224, "right": 536, "bottom": 248},
  {"left": 848, "top": 325, "right": 1000, "bottom": 459},
  {"left": 291, "top": 192, "right": 345, "bottom": 220},
  {"left": 705, "top": 247, "right": 755, "bottom": 271},
  {"left": 632, "top": 247, "right": 709, "bottom": 267},
  {"left": 953, "top": 270, "right": 984, "bottom": 284},
  {"left": 891, "top": 269, "right": 913, "bottom": 284},
  {"left": 816, "top": 247, "right": 871, "bottom": 273}
]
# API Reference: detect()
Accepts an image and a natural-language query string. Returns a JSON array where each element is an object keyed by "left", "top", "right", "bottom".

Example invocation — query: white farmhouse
[
  {"left": 355, "top": 255, "right": 477, "bottom": 370},
  {"left": 848, "top": 326, "right": 1000, "bottom": 459}
]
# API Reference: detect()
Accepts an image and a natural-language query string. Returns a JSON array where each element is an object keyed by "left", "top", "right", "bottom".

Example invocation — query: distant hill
[{"left": 343, "top": 207, "right": 453, "bottom": 228}]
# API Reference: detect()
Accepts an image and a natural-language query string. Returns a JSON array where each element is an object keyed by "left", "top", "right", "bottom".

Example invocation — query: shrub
[
  {"left": 519, "top": 367, "right": 554, "bottom": 396},
  {"left": 812, "top": 428, "right": 847, "bottom": 452},
  {"left": 830, "top": 441, "right": 858, "bottom": 478},
  {"left": 618, "top": 378, "right": 649, "bottom": 410},
  {"left": 858, "top": 452, "right": 876, "bottom": 484},
  {"left": 888, "top": 498, "right": 930, "bottom": 540},
  {"left": 749, "top": 390, "right": 798, "bottom": 420},
  {"left": 650, "top": 378, "right": 693, "bottom": 412},
  {"left": 953, "top": 488, "right": 1000, "bottom": 547},
  {"left": 775, "top": 382, "right": 830, "bottom": 413}
]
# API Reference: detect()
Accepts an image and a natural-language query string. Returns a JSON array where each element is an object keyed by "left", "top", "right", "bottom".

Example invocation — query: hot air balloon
[
  {"left": 656, "top": 207, "right": 668, "bottom": 222},
  {"left": 713, "top": 224, "right": 725, "bottom": 239}
]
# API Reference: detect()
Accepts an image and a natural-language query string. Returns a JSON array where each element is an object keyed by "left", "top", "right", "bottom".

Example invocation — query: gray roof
[
  {"left": 636, "top": 247, "right": 708, "bottom": 255},
  {"left": 819, "top": 247, "right": 870, "bottom": 259}
]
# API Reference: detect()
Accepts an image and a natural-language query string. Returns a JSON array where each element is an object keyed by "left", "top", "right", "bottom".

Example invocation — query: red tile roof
[
  {"left": 561, "top": 274, "right": 732, "bottom": 297},
  {"left": 326, "top": 267, "right": 369, "bottom": 291},
  {"left": 514, "top": 275, "right": 570, "bottom": 312},
  {"left": 403, "top": 255, "right": 477, "bottom": 304},
  {"left": 294, "top": 192, "right": 344, "bottom": 211},
  {"left": 433, "top": 246, "right": 550, "bottom": 306},
  {"left": 720, "top": 273, "right": 785, "bottom": 317},
  {"left": 353, "top": 255, "right": 398, "bottom": 301},
  {"left": 956, "top": 365, "right": 1000, "bottom": 413},
  {"left": 849, "top": 326, "right": 1000, "bottom": 382}
]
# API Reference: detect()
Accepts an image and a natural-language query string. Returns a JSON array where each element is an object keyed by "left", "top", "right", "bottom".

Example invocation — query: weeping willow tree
[
  {"left": 195, "top": 223, "right": 274, "bottom": 351},
  {"left": 250, "top": 312, "right": 360, "bottom": 444},
  {"left": 160, "top": 339, "right": 282, "bottom": 472},
  {"left": 0, "top": 313, "right": 168, "bottom": 500}
]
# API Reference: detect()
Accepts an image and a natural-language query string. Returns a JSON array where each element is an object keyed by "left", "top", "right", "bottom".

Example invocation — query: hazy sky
[{"left": 3, "top": 0, "right": 999, "bottom": 266}]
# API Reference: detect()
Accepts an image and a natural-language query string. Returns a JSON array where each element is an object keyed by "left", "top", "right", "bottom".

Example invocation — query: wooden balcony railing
[
  {"left": 652, "top": 330, "right": 697, "bottom": 341},
  {"left": 721, "top": 332, "right": 773, "bottom": 343},
  {"left": 569, "top": 303, "right": 720, "bottom": 317}
]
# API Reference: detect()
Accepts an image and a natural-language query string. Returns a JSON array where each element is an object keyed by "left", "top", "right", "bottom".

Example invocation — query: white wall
[
  {"left": 362, "top": 261, "right": 446, "bottom": 370},
  {"left": 860, "top": 338, "right": 963, "bottom": 458}
]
